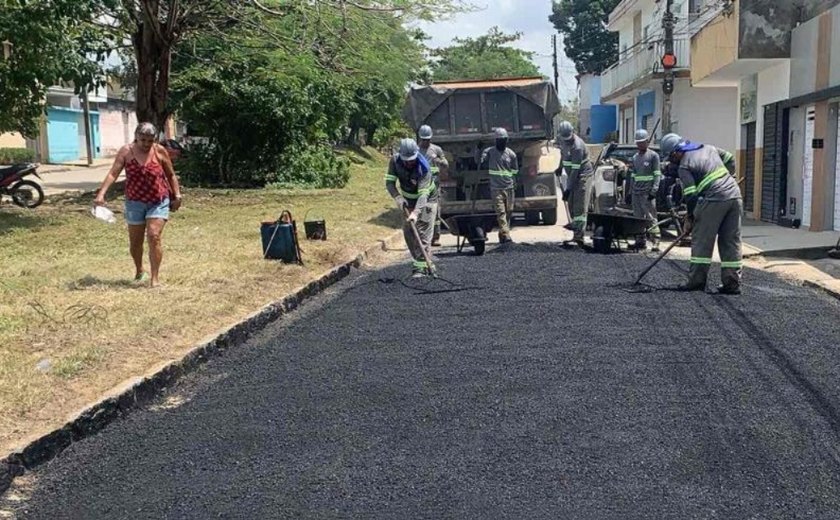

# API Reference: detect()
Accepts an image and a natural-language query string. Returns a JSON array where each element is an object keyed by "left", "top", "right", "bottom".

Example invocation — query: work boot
[
  {"left": 432, "top": 235, "right": 441, "bottom": 247},
  {"left": 650, "top": 239, "right": 661, "bottom": 253},
  {"left": 676, "top": 283, "right": 705, "bottom": 292},
  {"left": 411, "top": 269, "right": 426, "bottom": 279},
  {"left": 716, "top": 284, "right": 742, "bottom": 295},
  {"left": 499, "top": 234, "right": 513, "bottom": 245}
]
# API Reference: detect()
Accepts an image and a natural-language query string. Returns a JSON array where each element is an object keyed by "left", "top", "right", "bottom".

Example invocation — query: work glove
[
  {"left": 562, "top": 189, "right": 571, "bottom": 202},
  {"left": 407, "top": 210, "right": 419, "bottom": 223},
  {"left": 394, "top": 196, "right": 408, "bottom": 212}
]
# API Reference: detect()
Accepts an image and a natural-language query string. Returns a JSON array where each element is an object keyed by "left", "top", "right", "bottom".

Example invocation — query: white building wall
[
  {"left": 755, "top": 61, "right": 791, "bottom": 149},
  {"left": 100, "top": 107, "right": 137, "bottom": 157},
  {"left": 671, "top": 80, "right": 738, "bottom": 152}
]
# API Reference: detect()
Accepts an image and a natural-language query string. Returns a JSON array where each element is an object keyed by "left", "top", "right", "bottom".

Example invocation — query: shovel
[
  {"left": 405, "top": 208, "right": 438, "bottom": 278},
  {"left": 621, "top": 228, "right": 690, "bottom": 293}
]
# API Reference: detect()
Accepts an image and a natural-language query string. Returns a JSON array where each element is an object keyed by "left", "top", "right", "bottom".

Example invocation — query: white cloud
[{"left": 416, "top": 0, "right": 578, "bottom": 101}]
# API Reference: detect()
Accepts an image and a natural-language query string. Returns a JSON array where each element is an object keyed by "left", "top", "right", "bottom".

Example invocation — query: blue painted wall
[
  {"left": 591, "top": 105, "right": 618, "bottom": 143},
  {"left": 636, "top": 90, "right": 656, "bottom": 130}
]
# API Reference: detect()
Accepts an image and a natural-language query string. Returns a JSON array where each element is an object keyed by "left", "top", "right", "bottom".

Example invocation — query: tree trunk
[{"left": 133, "top": 0, "right": 173, "bottom": 135}]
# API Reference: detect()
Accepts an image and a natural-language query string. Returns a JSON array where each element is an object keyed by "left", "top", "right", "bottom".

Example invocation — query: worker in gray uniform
[
  {"left": 481, "top": 127, "right": 519, "bottom": 244},
  {"left": 631, "top": 129, "right": 662, "bottom": 251},
  {"left": 418, "top": 125, "right": 449, "bottom": 246},
  {"left": 661, "top": 133, "right": 743, "bottom": 294},
  {"left": 385, "top": 138, "right": 438, "bottom": 277},
  {"left": 558, "top": 120, "right": 594, "bottom": 244},
  {"left": 718, "top": 147, "right": 736, "bottom": 176}
]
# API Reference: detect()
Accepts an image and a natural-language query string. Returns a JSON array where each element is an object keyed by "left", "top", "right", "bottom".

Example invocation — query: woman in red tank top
[{"left": 94, "top": 123, "right": 183, "bottom": 288}]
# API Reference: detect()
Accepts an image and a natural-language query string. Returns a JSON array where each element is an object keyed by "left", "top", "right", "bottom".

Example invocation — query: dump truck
[{"left": 402, "top": 77, "right": 563, "bottom": 255}]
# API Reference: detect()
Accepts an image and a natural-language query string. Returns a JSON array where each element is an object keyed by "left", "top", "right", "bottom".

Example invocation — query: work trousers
[
  {"left": 568, "top": 175, "right": 593, "bottom": 240},
  {"left": 404, "top": 203, "right": 437, "bottom": 273},
  {"left": 688, "top": 198, "right": 743, "bottom": 289},
  {"left": 493, "top": 188, "right": 513, "bottom": 239},
  {"left": 633, "top": 193, "right": 660, "bottom": 241}
]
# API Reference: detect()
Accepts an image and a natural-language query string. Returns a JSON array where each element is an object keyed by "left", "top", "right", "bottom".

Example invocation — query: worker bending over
[
  {"left": 661, "top": 133, "right": 743, "bottom": 295},
  {"left": 386, "top": 138, "right": 438, "bottom": 277}
]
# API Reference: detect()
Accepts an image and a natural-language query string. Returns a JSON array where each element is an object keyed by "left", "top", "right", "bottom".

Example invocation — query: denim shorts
[{"left": 124, "top": 198, "right": 170, "bottom": 225}]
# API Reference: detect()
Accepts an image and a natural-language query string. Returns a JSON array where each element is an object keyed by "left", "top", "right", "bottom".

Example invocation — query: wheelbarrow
[{"left": 587, "top": 210, "right": 652, "bottom": 254}]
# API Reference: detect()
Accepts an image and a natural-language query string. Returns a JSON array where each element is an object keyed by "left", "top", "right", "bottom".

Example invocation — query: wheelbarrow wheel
[
  {"left": 593, "top": 225, "right": 612, "bottom": 254},
  {"left": 468, "top": 226, "right": 486, "bottom": 256}
]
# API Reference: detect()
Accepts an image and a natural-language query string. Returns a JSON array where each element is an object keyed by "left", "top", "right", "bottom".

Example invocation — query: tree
[
  {"left": 550, "top": 0, "right": 621, "bottom": 75},
  {"left": 1, "top": 0, "right": 468, "bottom": 135},
  {"left": 0, "top": 1, "right": 105, "bottom": 136},
  {"left": 430, "top": 27, "right": 541, "bottom": 81}
]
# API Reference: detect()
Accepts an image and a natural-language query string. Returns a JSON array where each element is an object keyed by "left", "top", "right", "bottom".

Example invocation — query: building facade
[
  {"left": 578, "top": 73, "right": 618, "bottom": 143},
  {"left": 601, "top": 0, "right": 738, "bottom": 152}
]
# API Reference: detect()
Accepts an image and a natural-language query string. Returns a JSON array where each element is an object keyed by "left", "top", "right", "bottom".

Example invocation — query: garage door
[{"left": 47, "top": 108, "right": 80, "bottom": 163}]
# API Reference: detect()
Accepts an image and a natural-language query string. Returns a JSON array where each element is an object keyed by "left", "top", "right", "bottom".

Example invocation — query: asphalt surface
[{"left": 7, "top": 244, "right": 840, "bottom": 519}]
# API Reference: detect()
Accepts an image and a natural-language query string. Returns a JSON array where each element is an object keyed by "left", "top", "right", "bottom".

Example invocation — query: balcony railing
[{"left": 601, "top": 37, "right": 690, "bottom": 100}]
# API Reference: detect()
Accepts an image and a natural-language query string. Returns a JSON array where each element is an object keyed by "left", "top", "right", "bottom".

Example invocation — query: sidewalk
[
  {"left": 742, "top": 219, "right": 839, "bottom": 258},
  {"left": 38, "top": 159, "right": 116, "bottom": 197}
]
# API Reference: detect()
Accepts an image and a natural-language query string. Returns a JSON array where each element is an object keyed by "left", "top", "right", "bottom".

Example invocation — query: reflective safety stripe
[
  {"left": 400, "top": 183, "right": 438, "bottom": 199},
  {"left": 573, "top": 215, "right": 587, "bottom": 222},
  {"left": 489, "top": 170, "right": 517, "bottom": 177},
  {"left": 683, "top": 186, "right": 698, "bottom": 196},
  {"left": 633, "top": 175, "right": 655, "bottom": 182},
  {"left": 384, "top": 174, "right": 397, "bottom": 182},
  {"left": 697, "top": 166, "right": 729, "bottom": 193},
  {"left": 430, "top": 167, "right": 440, "bottom": 173},
  {"left": 653, "top": 170, "right": 662, "bottom": 177},
  {"left": 721, "top": 261, "right": 743, "bottom": 268},
  {"left": 721, "top": 152, "right": 733, "bottom": 162},
  {"left": 690, "top": 257, "right": 713, "bottom": 265},
  {"left": 562, "top": 161, "right": 573, "bottom": 167},
  {"left": 412, "top": 260, "right": 428, "bottom": 269}
]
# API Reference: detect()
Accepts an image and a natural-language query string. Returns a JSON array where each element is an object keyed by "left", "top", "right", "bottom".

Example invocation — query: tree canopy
[
  {"left": 429, "top": 27, "right": 541, "bottom": 82},
  {"left": 549, "top": 0, "right": 621, "bottom": 75}
]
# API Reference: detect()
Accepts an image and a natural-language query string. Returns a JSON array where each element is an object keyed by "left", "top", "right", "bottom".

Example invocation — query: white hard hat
[
  {"left": 494, "top": 127, "right": 509, "bottom": 139},
  {"left": 398, "top": 138, "right": 419, "bottom": 161},
  {"left": 558, "top": 120, "right": 575, "bottom": 141},
  {"left": 634, "top": 129, "right": 649, "bottom": 143},
  {"left": 418, "top": 125, "right": 433, "bottom": 140},
  {"left": 660, "top": 133, "right": 683, "bottom": 156}
]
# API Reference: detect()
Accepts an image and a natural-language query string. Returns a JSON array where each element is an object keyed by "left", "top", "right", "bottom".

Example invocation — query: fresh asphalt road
[{"left": 7, "top": 243, "right": 840, "bottom": 519}]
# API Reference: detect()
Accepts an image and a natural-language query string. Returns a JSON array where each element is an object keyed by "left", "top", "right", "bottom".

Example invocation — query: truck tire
[
  {"left": 542, "top": 208, "right": 558, "bottom": 226},
  {"left": 525, "top": 211, "right": 541, "bottom": 226}
]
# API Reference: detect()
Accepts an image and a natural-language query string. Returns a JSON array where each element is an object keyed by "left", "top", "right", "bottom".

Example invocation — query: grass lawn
[{"left": 0, "top": 147, "right": 401, "bottom": 453}]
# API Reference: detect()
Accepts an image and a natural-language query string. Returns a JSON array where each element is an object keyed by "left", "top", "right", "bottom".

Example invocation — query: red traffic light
[{"left": 661, "top": 53, "right": 677, "bottom": 69}]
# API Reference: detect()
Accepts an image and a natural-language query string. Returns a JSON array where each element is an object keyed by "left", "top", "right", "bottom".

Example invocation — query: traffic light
[
  {"left": 662, "top": 77, "right": 674, "bottom": 95},
  {"left": 661, "top": 53, "right": 677, "bottom": 70}
]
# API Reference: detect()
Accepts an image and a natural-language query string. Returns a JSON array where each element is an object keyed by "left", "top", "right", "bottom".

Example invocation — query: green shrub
[{"left": 0, "top": 148, "right": 35, "bottom": 164}]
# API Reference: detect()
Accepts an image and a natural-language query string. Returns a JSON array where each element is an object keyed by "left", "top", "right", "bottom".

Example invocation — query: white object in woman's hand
[{"left": 91, "top": 205, "right": 116, "bottom": 224}]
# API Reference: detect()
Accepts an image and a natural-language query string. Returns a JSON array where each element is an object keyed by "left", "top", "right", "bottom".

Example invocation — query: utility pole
[
  {"left": 661, "top": 0, "right": 676, "bottom": 134},
  {"left": 82, "top": 89, "right": 93, "bottom": 166},
  {"left": 552, "top": 34, "right": 559, "bottom": 93}
]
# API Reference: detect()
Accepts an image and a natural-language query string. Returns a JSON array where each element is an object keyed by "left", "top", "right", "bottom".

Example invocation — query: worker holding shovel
[{"left": 386, "top": 138, "right": 438, "bottom": 278}]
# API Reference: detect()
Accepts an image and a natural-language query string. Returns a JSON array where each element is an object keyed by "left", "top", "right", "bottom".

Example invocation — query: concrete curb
[
  {"left": 804, "top": 279, "right": 840, "bottom": 302},
  {"left": 0, "top": 230, "right": 404, "bottom": 494}
]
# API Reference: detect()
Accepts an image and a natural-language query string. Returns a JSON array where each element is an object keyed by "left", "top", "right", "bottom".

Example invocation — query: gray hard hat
[
  {"left": 660, "top": 133, "right": 683, "bottom": 156},
  {"left": 398, "top": 138, "right": 419, "bottom": 161},
  {"left": 494, "top": 127, "right": 509, "bottom": 139},
  {"left": 558, "top": 120, "right": 575, "bottom": 141},
  {"left": 634, "top": 129, "right": 649, "bottom": 143},
  {"left": 418, "top": 125, "right": 433, "bottom": 140}
]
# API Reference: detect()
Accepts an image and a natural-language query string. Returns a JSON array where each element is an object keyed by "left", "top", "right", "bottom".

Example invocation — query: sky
[{"left": 417, "top": 0, "right": 579, "bottom": 102}]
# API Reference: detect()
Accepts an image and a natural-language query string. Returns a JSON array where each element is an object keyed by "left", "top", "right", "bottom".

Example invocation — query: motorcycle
[{"left": 0, "top": 162, "right": 44, "bottom": 209}]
